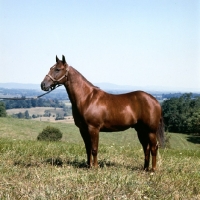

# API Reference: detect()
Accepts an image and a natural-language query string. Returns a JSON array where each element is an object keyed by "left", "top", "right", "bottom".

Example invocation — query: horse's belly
[
  {"left": 100, "top": 125, "right": 131, "bottom": 132},
  {"left": 100, "top": 115, "right": 137, "bottom": 132}
]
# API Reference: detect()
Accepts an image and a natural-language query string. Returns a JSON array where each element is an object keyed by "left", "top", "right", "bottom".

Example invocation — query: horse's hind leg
[
  {"left": 149, "top": 133, "right": 158, "bottom": 171},
  {"left": 137, "top": 131, "right": 150, "bottom": 171}
]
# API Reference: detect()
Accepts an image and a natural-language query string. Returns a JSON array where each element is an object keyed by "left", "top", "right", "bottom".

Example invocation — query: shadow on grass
[
  {"left": 14, "top": 157, "right": 64, "bottom": 168},
  {"left": 14, "top": 157, "right": 142, "bottom": 171},
  {"left": 45, "top": 157, "right": 63, "bottom": 166},
  {"left": 14, "top": 158, "right": 117, "bottom": 168},
  {"left": 65, "top": 158, "right": 118, "bottom": 169},
  {"left": 66, "top": 158, "right": 142, "bottom": 171},
  {"left": 186, "top": 134, "right": 200, "bottom": 144},
  {"left": 13, "top": 160, "right": 41, "bottom": 167}
]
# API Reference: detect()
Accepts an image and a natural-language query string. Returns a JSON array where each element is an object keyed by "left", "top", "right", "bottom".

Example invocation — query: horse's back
[{"left": 100, "top": 90, "right": 160, "bottom": 113}]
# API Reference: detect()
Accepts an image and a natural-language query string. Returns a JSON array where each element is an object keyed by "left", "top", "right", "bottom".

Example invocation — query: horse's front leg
[
  {"left": 80, "top": 129, "right": 93, "bottom": 167},
  {"left": 88, "top": 125, "right": 99, "bottom": 168}
]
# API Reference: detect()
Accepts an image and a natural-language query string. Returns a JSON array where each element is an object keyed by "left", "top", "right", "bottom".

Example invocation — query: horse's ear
[
  {"left": 56, "top": 55, "right": 59, "bottom": 63},
  {"left": 62, "top": 55, "right": 66, "bottom": 64}
]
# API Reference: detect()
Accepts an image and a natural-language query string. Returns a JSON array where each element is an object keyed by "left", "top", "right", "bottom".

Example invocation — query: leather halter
[{"left": 46, "top": 64, "right": 69, "bottom": 84}]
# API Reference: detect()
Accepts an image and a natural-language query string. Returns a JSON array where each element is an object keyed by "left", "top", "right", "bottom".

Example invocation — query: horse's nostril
[{"left": 41, "top": 82, "right": 45, "bottom": 89}]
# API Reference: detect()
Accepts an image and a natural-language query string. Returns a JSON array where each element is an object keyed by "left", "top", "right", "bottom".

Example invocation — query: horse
[{"left": 41, "top": 55, "right": 164, "bottom": 171}]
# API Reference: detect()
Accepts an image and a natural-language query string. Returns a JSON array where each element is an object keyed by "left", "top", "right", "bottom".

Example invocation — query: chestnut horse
[{"left": 41, "top": 55, "right": 164, "bottom": 171}]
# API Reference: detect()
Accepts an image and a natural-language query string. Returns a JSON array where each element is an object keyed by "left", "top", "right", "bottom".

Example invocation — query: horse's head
[{"left": 41, "top": 55, "right": 69, "bottom": 91}]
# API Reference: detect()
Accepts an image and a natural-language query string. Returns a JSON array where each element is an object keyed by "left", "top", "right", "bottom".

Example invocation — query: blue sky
[{"left": 0, "top": 0, "right": 199, "bottom": 91}]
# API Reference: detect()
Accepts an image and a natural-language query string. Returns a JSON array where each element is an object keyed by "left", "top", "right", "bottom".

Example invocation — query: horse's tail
[{"left": 156, "top": 116, "right": 165, "bottom": 148}]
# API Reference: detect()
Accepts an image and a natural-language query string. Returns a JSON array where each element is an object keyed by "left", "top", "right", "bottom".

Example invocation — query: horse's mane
[{"left": 71, "top": 66, "right": 99, "bottom": 89}]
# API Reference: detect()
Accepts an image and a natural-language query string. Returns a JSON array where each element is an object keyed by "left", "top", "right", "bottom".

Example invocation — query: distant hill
[{"left": 0, "top": 82, "right": 199, "bottom": 93}]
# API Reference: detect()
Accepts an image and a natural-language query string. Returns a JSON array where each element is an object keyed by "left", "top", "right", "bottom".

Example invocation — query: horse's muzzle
[
  {"left": 41, "top": 82, "right": 50, "bottom": 91},
  {"left": 41, "top": 81, "right": 57, "bottom": 91}
]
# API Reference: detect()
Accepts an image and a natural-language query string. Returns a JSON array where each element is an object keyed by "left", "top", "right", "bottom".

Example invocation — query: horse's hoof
[{"left": 144, "top": 167, "right": 149, "bottom": 172}]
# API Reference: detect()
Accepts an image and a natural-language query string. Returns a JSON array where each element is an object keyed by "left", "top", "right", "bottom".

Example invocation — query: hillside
[
  {"left": 0, "top": 117, "right": 199, "bottom": 199},
  {"left": 0, "top": 117, "right": 199, "bottom": 149}
]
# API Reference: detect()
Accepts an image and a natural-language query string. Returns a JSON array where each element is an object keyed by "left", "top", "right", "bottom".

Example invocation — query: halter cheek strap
[{"left": 46, "top": 66, "right": 69, "bottom": 83}]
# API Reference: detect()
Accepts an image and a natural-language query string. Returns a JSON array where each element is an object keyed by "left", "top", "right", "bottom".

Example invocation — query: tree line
[
  {"left": 2, "top": 98, "right": 65, "bottom": 109},
  {"left": 162, "top": 93, "right": 200, "bottom": 99},
  {"left": 162, "top": 93, "right": 200, "bottom": 134},
  {"left": 0, "top": 87, "right": 69, "bottom": 100}
]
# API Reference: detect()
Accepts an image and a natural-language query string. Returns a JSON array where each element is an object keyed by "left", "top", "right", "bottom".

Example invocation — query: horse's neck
[{"left": 64, "top": 66, "right": 94, "bottom": 106}]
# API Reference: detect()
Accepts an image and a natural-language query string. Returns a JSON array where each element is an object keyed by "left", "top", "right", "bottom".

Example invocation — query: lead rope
[{"left": 35, "top": 84, "right": 62, "bottom": 98}]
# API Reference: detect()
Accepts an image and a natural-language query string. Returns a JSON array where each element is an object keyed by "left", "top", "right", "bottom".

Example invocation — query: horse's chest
[{"left": 72, "top": 106, "right": 86, "bottom": 128}]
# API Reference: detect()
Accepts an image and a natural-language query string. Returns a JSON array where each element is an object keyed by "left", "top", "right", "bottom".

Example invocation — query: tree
[
  {"left": 32, "top": 114, "right": 38, "bottom": 118},
  {"left": 24, "top": 110, "right": 30, "bottom": 119},
  {"left": 17, "top": 112, "right": 24, "bottom": 119},
  {"left": 0, "top": 102, "right": 7, "bottom": 117},
  {"left": 162, "top": 93, "right": 200, "bottom": 134},
  {"left": 37, "top": 126, "right": 63, "bottom": 141}
]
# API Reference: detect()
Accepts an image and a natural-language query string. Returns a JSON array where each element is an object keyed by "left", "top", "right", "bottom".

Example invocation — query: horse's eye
[{"left": 55, "top": 68, "right": 60, "bottom": 72}]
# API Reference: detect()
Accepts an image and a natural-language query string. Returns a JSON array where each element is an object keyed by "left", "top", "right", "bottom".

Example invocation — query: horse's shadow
[
  {"left": 48, "top": 157, "right": 120, "bottom": 168},
  {"left": 14, "top": 157, "right": 142, "bottom": 171},
  {"left": 45, "top": 157, "right": 142, "bottom": 171}
]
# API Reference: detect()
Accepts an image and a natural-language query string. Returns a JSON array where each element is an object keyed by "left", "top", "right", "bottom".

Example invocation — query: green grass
[
  {"left": 0, "top": 117, "right": 80, "bottom": 142},
  {"left": 0, "top": 117, "right": 200, "bottom": 199}
]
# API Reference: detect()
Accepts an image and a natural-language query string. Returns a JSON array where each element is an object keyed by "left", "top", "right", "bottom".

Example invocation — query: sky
[{"left": 0, "top": 0, "right": 200, "bottom": 91}]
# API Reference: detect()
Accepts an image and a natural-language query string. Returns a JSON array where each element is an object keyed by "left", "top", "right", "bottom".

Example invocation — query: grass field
[
  {"left": 0, "top": 117, "right": 200, "bottom": 199},
  {"left": 6, "top": 107, "right": 74, "bottom": 123}
]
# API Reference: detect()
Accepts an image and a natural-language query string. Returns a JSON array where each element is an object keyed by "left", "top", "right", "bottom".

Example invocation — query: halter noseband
[{"left": 46, "top": 65, "right": 69, "bottom": 84}]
